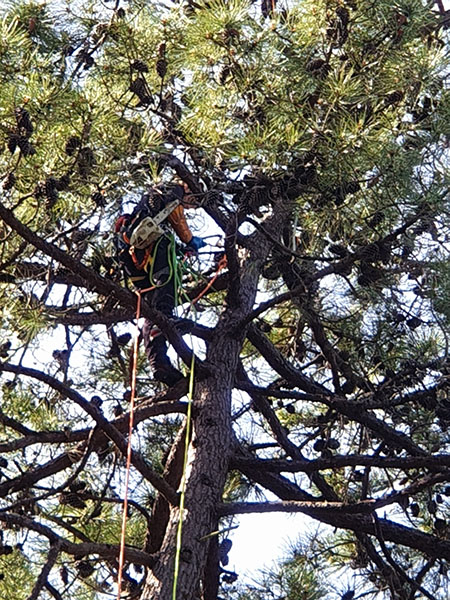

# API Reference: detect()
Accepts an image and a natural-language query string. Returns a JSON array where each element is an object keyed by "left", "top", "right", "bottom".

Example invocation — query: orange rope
[
  {"left": 115, "top": 251, "right": 225, "bottom": 595},
  {"left": 116, "top": 285, "right": 156, "bottom": 599},
  {"left": 190, "top": 255, "right": 227, "bottom": 306}
]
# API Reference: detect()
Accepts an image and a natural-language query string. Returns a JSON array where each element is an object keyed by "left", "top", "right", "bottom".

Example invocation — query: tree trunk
[
  {"left": 141, "top": 328, "right": 240, "bottom": 599},
  {"left": 142, "top": 203, "right": 291, "bottom": 599}
]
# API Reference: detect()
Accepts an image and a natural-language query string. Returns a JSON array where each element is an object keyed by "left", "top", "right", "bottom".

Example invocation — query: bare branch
[
  {"left": 0, "top": 512, "right": 154, "bottom": 566},
  {"left": 231, "top": 454, "right": 450, "bottom": 474},
  {"left": 26, "top": 543, "right": 61, "bottom": 600},
  {"left": 1, "top": 362, "right": 179, "bottom": 505}
]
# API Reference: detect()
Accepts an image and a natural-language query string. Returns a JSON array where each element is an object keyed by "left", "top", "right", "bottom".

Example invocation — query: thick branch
[
  {"left": 1, "top": 362, "right": 179, "bottom": 505},
  {"left": 247, "top": 323, "right": 328, "bottom": 395},
  {"left": 231, "top": 454, "right": 450, "bottom": 473},
  {"left": 0, "top": 512, "right": 154, "bottom": 566},
  {"left": 218, "top": 502, "right": 450, "bottom": 561}
]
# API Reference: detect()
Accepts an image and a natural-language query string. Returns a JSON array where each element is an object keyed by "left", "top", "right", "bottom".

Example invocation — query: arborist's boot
[
  {"left": 153, "top": 356, "right": 184, "bottom": 387},
  {"left": 146, "top": 330, "right": 184, "bottom": 387}
]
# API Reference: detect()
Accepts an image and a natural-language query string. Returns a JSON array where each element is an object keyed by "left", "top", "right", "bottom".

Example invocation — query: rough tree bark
[{"left": 142, "top": 199, "right": 292, "bottom": 598}]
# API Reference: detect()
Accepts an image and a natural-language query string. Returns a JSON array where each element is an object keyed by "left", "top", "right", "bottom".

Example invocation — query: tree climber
[{"left": 115, "top": 183, "right": 205, "bottom": 386}]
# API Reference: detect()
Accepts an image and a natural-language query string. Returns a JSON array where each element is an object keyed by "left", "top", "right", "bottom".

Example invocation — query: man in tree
[{"left": 115, "top": 183, "right": 205, "bottom": 385}]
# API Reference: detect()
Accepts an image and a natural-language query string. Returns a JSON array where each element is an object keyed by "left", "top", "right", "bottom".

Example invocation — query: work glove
[{"left": 185, "top": 236, "right": 206, "bottom": 253}]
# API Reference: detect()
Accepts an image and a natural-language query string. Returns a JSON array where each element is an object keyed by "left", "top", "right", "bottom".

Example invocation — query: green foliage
[
  {"left": 232, "top": 536, "right": 330, "bottom": 600},
  {"left": 0, "top": 0, "right": 449, "bottom": 598},
  {"left": 0, "top": 545, "right": 36, "bottom": 600}
]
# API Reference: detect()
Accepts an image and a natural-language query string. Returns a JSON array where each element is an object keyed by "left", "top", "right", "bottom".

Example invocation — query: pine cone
[
  {"left": 54, "top": 174, "right": 71, "bottom": 191},
  {"left": 34, "top": 182, "right": 46, "bottom": 199},
  {"left": 217, "top": 64, "right": 231, "bottom": 85},
  {"left": 368, "top": 211, "right": 385, "bottom": 227},
  {"left": 60, "top": 566, "right": 69, "bottom": 585},
  {"left": 3, "top": 173, "right": 16, "bottom": 190},
  {"left": 336, "top": 6, "right": 350, "bottom": 25},
  {"left": 358, "top": 263, "right": 382, "bottom": 286},
  {"left": 130, "top": 78, "right": 146, "bottom": 95},
  {"left": 297, "top": 164, "right": 317, "bottom": 185},
  {"left": 117, "top": 333, "right": 132, "bottom": 345},
  {"left": 91, "top": 191, "right": 105, "bottom": 206},
  {"left": 333, "top": 181, "right": 360, "bottom": 205},
  {"left": 45, "top": 178, "right": 59, "bottom": 208},
  {"left": 77, "top": 147, "right": 95, "bottom": 177},
  {"left": 76, "top": 561, "right": 95, "bottom": 578},
  {"left": 69, "top": 481, "right": 87, "bottom": 492},
  {"left": 306, "top": 58, "right": 330, "bottom": 78},
  {"left": 329, "top": 243, "right": 348, "bottom": 257},
  {"left": 90, "top": 395, "right": 103, "bottom": 408},
  {"left": 285, "top": 177, "right": 300, "bottom": 199},
  {"left": 7, "top": 134, "right": 19, "bottom": 153},
  {"left": 60, "top": 491, "right": 86, "bottom": 509},
  {"left": 80, "top": 51, "right": 95, "bottom": 69},
  {"left": 113, "top": 404, "right": 124, "bottom": 417},
  {"left": 20, "top": 138, "right": 36, "bottom": 156},
  {"left": 156, "top": 58, "right": 167, "bottom": 78},
  {"left": 359, "top": 242, "right": 381, "bottom": 262},
  {"left": 406, "top": 316, "right": 422, "bottom": 330},
  {"left": 65, "top": 136, "right": 81, "bottom": 156},
  {"left": 129, "top": 77, "right": 152, "bottom": 105},
  {"left": 131, "top": 59, "right": 149, "bottom": 72},
  {"left": 15, "top": 107, "right": 33, "bottom": 137},
  {"left": 385, "top": 90, "right": 404, "bottom": 106}
]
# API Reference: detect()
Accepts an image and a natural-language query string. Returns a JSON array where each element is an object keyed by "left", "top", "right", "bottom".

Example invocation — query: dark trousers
[{"left": 138, "top": 237, "right": 178, "bottom": 371}]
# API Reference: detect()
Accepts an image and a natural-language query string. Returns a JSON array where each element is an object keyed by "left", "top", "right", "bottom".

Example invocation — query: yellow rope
[{"left": 172, "top": 349, "right": 195, "bottom": 600}]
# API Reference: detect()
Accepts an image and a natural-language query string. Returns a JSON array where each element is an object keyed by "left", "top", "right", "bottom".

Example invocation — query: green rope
[
  {"left": 172, "top": 349, "right": 195, "bottom": 600},
  {"left": 147, "top": 235, "right": 176, "bottom": 288}
]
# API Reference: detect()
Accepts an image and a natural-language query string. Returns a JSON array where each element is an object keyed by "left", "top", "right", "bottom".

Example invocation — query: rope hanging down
[
  {"left": 116, "top": 290, "right": 149, "bottom": 600},
  {"left": 115, "top": 253, "right": 226, "bottom": 598}
]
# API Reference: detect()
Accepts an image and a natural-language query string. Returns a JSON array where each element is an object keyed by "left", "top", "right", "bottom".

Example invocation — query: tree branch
[
  {"left": 0, "top": 512, "right": 155, "bottom": 566},
  {"left": 1, "top": 362, "right": 179, "bottom": 505},
  {"left": 26, "top": 543, "right": 61, "bottom": 600},
  {"left": 231, "top": 454, "right": 450, "bottom": 474}
]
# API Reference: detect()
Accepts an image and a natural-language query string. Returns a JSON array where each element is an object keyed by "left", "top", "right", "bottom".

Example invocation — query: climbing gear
[
  {"left": 190, "top": 254, "right": 227, "bottom": 306},
  {"left": 129, "top": 200, "right": 179, "bottom": 249},
  {"left": 116, "top": 291, "right": 141, "bottom": 600},
  {"left": 172, "top": 349, "right": 195, "bottom": 600}
]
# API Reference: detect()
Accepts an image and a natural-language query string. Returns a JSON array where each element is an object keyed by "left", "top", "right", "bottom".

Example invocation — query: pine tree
[{"left": 0, "top": 0, "right": 449, "bottom": 599}]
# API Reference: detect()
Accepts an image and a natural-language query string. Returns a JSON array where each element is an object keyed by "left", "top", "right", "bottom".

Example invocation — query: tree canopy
[{"left": 0, "top": 0, "right": 450, "bottom": 598}]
